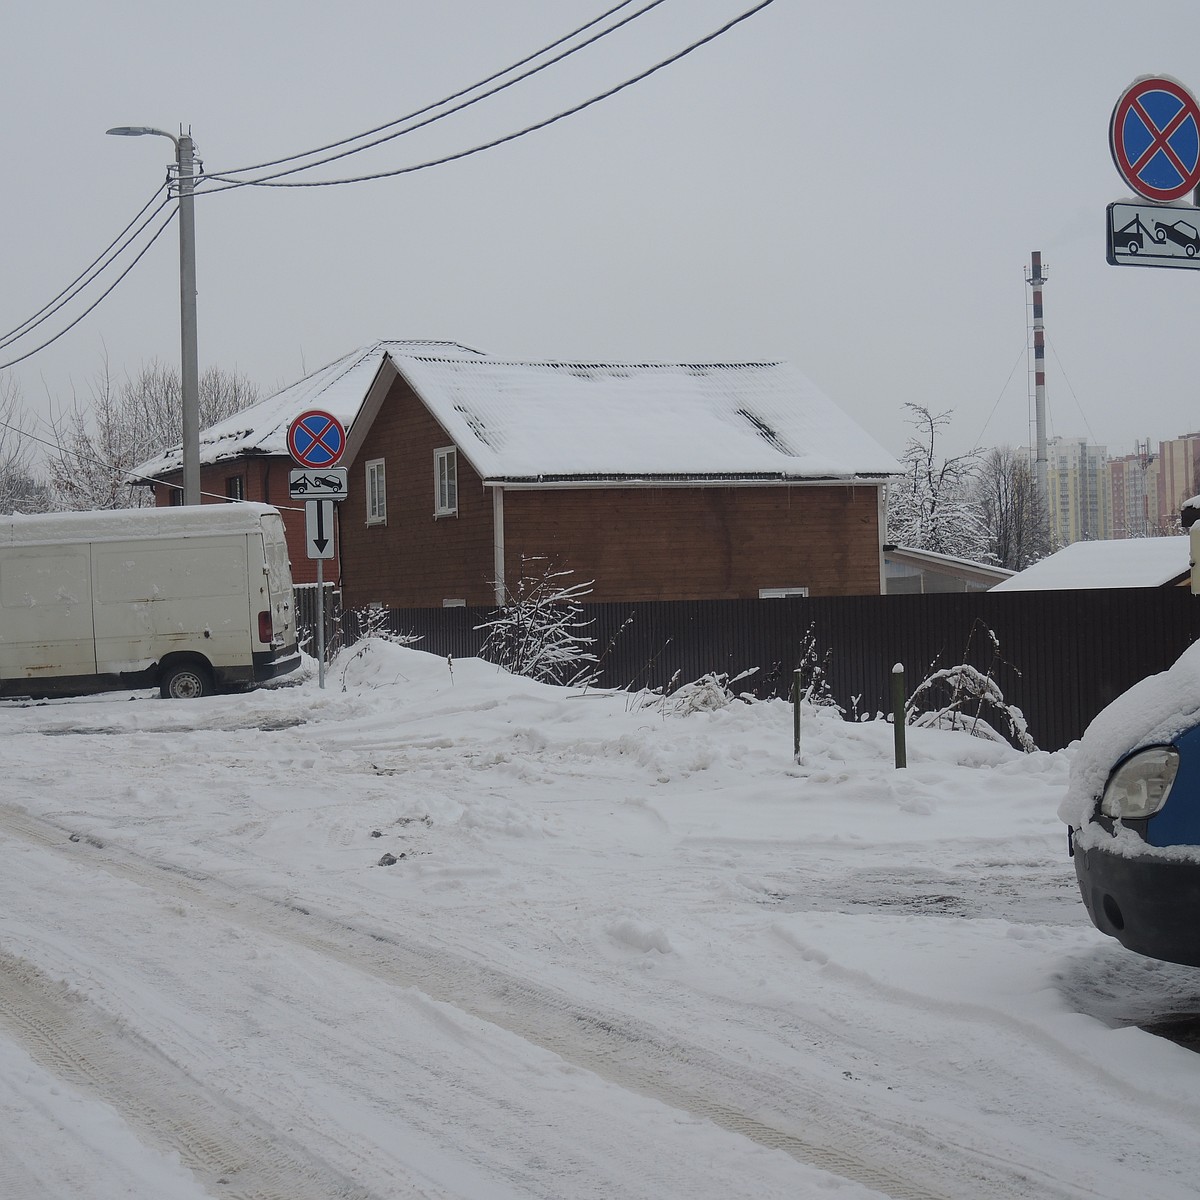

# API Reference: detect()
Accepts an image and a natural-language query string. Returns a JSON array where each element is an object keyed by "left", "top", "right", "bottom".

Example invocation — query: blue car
[
  {"left": 1066, "top": 510, "right": 1200, "bottom": 965},
  {"left": 1069, "top": 722, "right": 1200, "bottom": 966}
]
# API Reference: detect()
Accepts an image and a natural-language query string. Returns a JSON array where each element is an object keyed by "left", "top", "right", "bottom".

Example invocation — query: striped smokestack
[{"left": 1026, "top": 251, "right": 1050, "bottom": 518}]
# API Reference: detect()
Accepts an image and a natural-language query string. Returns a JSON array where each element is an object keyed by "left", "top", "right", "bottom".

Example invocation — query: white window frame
[
  {"left": 434, "top": 446, "right": 458, "bottom": 517},
  {"left": 365, "top": 458, "right": 386, "bottom": 525},
  {"left": 758, "top": 587, "right": 809, "bottom": 599}
]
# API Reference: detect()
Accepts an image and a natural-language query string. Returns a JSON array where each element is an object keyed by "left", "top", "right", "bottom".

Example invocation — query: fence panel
[{"left": 297, "top": 590, "right": 1200, "bottom": 752}]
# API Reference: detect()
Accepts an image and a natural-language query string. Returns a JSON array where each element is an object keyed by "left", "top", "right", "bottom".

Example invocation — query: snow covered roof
[
  {"left": 135, "top": 342, "right": 900, "bottom": 484},
  {"left": 882, "top": 545, "right": 1014, "bottom": 587},
  {"left": 990, "top": 537, "right": 1191, "bottom": 592},
  {"left": 393, "top": 356, "right": 899, "bottom": 482},
  {"left": 0, "top": 502, "right": 282, "bottom": 547},
  {"left": 134, "top": 341, "right": 484, "bottom": 478}
]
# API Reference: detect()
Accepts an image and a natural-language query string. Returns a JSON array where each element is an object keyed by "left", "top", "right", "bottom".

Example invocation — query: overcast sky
[{"left": 5, "top": 0, "right": 1200, "bottom": 463}]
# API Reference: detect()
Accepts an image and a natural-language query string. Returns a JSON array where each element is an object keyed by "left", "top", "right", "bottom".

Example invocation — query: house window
[
  {"left": 225, "top": 476, "right": 245, "bottom": 502},
  {"left": 366, "top": 459, "right": 386, "bottom": 525},
  {"left": 435, "top": 447, "right": 458, "bottom": 517},
  {"left": 759, "top": 587, "right": 809, "bottom": 598},
  {"left": 168, "top": 487, "right": 183, "bottom": 507}
]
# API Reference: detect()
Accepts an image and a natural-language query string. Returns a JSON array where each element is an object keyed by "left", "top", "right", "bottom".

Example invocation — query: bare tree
[
  {"left": 973, "top": 446, "right": 1052, "bottom": 570},
  {"left": 0, "top": 374, "right": 51, "bottom": 513},
  {"left": 45, "top": 358, "right": 259, "bottom": 510},
  {"left": 887, "top": 404, "right": 990, "bottom": 560}
]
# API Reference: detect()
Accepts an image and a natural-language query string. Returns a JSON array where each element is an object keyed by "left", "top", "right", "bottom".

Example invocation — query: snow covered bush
[
  {"left": 794, "top": 622, "right": 839, "bottom": 708},
  {"left": 639, "top": 668, "right": 760, "bottom": 716},
  {"left": 905, "top": 623, "right": 1036, "bottom": 751},
  {"left": 477, "top": 557, "right": 598, "bottom": 686}
]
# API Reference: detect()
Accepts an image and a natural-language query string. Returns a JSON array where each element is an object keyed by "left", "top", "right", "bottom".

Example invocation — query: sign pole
[
  {"left": 317, "top": 556, "right": 326, "bottom": 690},
  {"left": 287, "top": 409, "right": 346, "bottom": 694}
]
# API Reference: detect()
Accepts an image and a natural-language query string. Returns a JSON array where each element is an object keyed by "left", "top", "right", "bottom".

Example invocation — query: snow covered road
[{"left": 1, "top": 644, "right": 1199, "bottom": 1199}]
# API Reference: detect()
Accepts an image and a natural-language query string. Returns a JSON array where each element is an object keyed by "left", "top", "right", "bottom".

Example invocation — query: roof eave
[{"left": 482, "top": 473, "right": 894, "bottom": 489}]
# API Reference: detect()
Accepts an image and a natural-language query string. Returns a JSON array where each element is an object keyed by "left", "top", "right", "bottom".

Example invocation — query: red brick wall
[
  {"left": 500, "top": 483, "right": 883, "bottom": 601},
  {"left": 339, "top": 379, "right": 495, "bottom": 608}
]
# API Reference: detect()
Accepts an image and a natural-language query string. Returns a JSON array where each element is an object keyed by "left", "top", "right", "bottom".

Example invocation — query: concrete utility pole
[{"left": 107, "top": 125, "right": 201, "bottom": 505}]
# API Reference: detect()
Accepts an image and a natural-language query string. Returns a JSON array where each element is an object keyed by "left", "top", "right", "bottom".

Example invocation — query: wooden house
[{"left": 137, "top": 341, "right": 901, "bottom": 603}]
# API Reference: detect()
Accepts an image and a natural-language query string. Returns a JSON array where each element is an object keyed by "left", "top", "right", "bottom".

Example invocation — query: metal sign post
[{"left": 288, "top": 411, "right": 347, "bottom": 690}]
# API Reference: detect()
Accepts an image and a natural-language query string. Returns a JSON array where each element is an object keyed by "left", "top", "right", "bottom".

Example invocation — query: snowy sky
[
  {"left": 4, "top": 642, "right": 1200, "bottom": 1198},
  {"left": 5, "top": 0, "right": 1200, "bottom": 464}
]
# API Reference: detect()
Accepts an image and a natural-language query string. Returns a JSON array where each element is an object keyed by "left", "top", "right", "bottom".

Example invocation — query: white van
[{"left": 0, "top": 503, "right": 300, "bottom": 699}]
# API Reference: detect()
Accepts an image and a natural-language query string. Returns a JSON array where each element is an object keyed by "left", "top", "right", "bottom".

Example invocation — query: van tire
[{"left": 160, "top": 661, "right": 214, "bottom": 700}]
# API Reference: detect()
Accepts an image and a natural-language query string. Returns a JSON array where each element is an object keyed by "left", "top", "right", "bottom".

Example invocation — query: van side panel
[
  {"left": 0, "top": 548, "right": 98, "bottom": 680},
  {"left": 0, "top": 504, "right": 299, "bottom": 698},
  {"left": 92, "top": 537, "right": 253, "bottom": 676}
]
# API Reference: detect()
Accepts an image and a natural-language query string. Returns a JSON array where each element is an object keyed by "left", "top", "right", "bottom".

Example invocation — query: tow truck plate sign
[
  {"left": 289, "top": 467, "right": 348, "bottom": 500},
  {"left": 1107, "top": 201, "right": 1200, "bottom": 269}
]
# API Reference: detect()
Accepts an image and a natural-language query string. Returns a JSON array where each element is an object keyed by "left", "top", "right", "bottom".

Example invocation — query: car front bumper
[{"left": 1074, "top": 839, "right": 1200, "bottom": 967}]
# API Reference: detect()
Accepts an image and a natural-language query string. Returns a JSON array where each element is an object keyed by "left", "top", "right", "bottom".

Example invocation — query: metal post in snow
[
  {"left": 792, "top": 668, "right": 802, "bottom": 762},
  {"left": 892, "top": 663, "right": 906, "bottom": 769},
  {"left": 317, "top": 557, "right": 326, "bottom": 690}
]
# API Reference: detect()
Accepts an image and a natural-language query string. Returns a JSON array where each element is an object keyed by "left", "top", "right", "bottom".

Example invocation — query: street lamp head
[{"left": 106, "top": 126, "right": 177, "bottom": 144}]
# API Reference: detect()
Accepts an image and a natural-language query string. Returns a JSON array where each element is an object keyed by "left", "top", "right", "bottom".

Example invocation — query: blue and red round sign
[
  {"left": 287, "top": 410, "right": 346, "bottom": 468},
  {"left": 1110, "top": 76, "right": 1200, "bottom": 203}
]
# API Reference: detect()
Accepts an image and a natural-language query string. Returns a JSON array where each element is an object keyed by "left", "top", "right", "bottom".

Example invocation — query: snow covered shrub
[
  {"left": 794, "top": 622, "right": 839, "bottom": 708},
  {"left": 905, "top": 622, "right": 1036, "bottom": 751},
  {"left": 477, "top": 557, "right": 598, "bottom": 686},
  {"left": 640, "top": 668, "right": 760, "bottom": 716}
]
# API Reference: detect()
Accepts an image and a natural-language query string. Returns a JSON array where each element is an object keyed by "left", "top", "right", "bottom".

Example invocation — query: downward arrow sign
[
  {"left": 305, "top": 499, "right": 336, "bottom": 559},
  {"left": 314, "top": 501, "right": 328, "bottom": 552}
]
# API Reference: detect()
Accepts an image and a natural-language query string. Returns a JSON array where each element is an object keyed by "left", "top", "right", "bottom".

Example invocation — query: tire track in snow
[
  {"left": 0, "top": 802, "right": 1103, "bottom": 1200},
  {"left": 0, "top": 948, "right": 385, "bottom": 1200}
]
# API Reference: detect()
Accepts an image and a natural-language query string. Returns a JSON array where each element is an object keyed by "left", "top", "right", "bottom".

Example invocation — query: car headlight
[{"left": 1100, "top": 746, "right": 1180, "bottom": 820}]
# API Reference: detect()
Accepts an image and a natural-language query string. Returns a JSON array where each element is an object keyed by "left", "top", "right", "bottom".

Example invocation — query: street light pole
[{"left": 106, "top": 125, "right": 201, "bottom": 505}]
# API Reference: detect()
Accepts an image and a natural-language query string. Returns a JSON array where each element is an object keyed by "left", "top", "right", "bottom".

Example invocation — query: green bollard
[
  {"left": 792, "top": 668, "right": 802, "bottom": 763},
  {"left": 892, "top": 663, "right": 907, "bottom": 768}
]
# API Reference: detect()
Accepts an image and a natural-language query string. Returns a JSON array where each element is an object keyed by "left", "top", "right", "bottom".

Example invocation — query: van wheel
[{"left": 160, "top": 662, "right": 213, "bottom": 700}]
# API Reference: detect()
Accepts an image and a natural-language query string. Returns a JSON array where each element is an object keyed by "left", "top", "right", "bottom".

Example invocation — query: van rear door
[{"left": 259, "top": 512, "right": 296, "bottom": 652}]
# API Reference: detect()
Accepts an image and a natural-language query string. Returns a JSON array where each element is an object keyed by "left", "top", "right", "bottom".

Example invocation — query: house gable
[{"left": 341, "top": 374, "right": 495, "bottom": 608}]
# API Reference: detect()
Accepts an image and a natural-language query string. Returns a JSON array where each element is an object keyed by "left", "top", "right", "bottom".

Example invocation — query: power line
[
  {"left": 1046, "top": 336, "right": 1100, "bottom": 446},
  {"left": 0, "top": 187, "right": 174, "bottom": 352},
  {"left": 974, "top": 338, "right": 1028, "bottom": 447},
  {"left": 0, "top": 206, "right": 179, "bottom": 372},
  {"left": 199, "top": 0, "right": 775, "bottom": 193},
  {"left": 211, "top": 0, "right": 652, "bottom": 178},
  {"left": 0, "top": 0, "right": 775, "bottom": 375}
]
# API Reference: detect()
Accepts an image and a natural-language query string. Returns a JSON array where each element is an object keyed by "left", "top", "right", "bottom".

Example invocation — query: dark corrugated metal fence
[{"left": 296, "top": 588, "right": 1200, "bottom": 752}]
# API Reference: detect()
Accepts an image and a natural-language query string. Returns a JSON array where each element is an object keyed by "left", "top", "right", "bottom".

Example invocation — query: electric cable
[
  {"left": 1047, "top": 336, "right": 1100, "bottom": 446},
  {"left": 0, "top": 405, "right": 236, "bottom": 504},
  {"left": 201, "top": 0, "right": 673, "bottom": 189},
  {"left": 974, "top": 338, "right": 1029, "bottom": 446},
  {"left": 212, "top": 0, "right": 650, "bottom": 177},
  {"left": 0, "top": 188, "right": 175, "bottom": 353},
  {"left": 199, "top": 0, "right": 775, "bottom": 193},
  {"left": 0, "top": 205, "right": 179, "bottom": 372},
  {"left": 0, "top": 0, "right": 774, "bottom": 375},
  {"left": 0, "top": 181, "right": 170, "bottom": 349}
]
